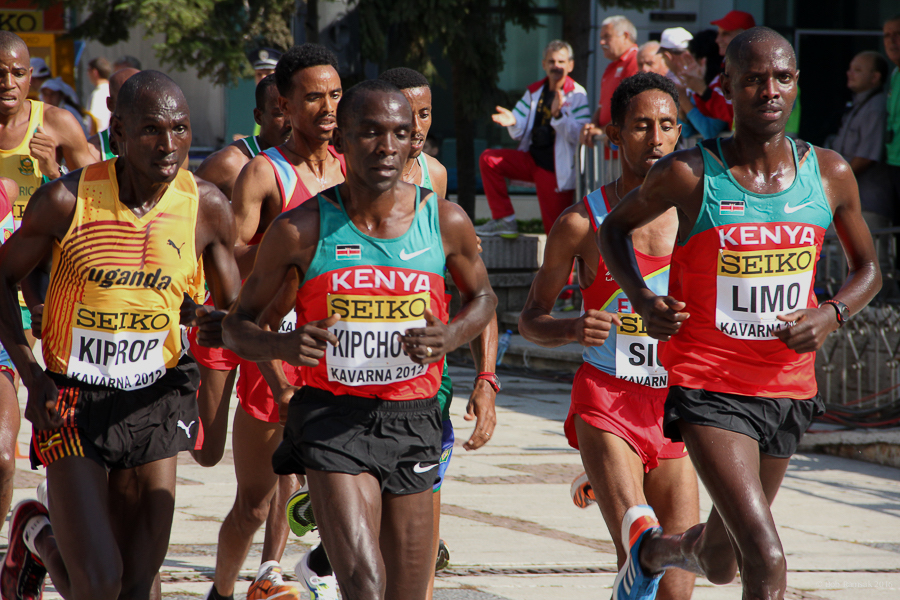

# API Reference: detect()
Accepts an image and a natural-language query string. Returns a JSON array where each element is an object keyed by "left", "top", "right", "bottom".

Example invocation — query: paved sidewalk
[{"left": 7, "top": 364, "right": 900, "bottom": 599}]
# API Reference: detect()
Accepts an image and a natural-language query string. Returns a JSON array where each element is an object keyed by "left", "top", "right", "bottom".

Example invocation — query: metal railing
[{"left": 574, "top": 134, "right": 622, "bottom": 201}]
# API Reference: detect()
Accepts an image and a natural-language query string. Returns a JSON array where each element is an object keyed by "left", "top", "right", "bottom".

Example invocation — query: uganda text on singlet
[
  {"left": 583, "top": 187, "right": 670, "bottom": 388},
  {"left": 295, "top": 186, "right": 448, "bottom": 400},
  {"left": 660, "top": 138, "right": 832, "bottom": 399},
  {"left": 42, "top": 159, "right": 201, "bottom": 390}
]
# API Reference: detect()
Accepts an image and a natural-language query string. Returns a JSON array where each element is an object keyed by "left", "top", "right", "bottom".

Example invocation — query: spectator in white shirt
[{"left": 87, "top": 57, "right": 112, "bottom": 131}]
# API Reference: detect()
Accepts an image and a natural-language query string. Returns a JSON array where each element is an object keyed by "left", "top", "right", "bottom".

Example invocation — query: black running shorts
[
  {"left": 31, "top": 356, "right": 200, "bottom": 470},
  {"left": 663, "top": 386, "right": 825, "bottom": 458},
  {"left": 272, "top": 386, "right": 442, "bottom": 495}
]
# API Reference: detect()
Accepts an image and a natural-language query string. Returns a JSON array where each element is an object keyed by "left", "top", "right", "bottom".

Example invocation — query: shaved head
[
  {"left": 725, "top": 27, "right": 796, "bottom": 74},
  {"left": 0, "top": 31, "right": 27, "bottom": 59},
  {"left": 115, "top": 70, "right": 188, "bottom": 120},
  {"left": 109, "top": 68, "right": 140, "bottom": 100}
]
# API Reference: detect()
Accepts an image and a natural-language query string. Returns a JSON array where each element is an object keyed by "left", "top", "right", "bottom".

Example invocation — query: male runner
[
  {"left": 188, "top": 74, "right": 291, "bottom": 469},
  {"left": 0, "top": 31, "right": 95, "bottom": 343},
  {"left": 0, "top": 177, "right": 19, "bottom": 531},
  {"left": 378, "top": 67, "right": 499, "bottom": 598},
  {"left": 224, "top": 79, "right": 496, "bottom": 600},
  {"left": 599, "top": 28, "right": 880, "bottom": 600},
  {"left": 87, "top": 67, "right": 140, "bottom": 161},
  {"left": 207, "top": 44, "right": 345, "bottom": 600},
  {"left": 519, "top": 72, "right": 697, "bottom": 600},
  {"left": 0, "top": 71, "right": 241, "bottom": 600}
]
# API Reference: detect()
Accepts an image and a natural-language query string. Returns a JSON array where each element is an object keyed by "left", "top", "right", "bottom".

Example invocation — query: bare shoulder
[
  {"left": 194, "top": 175, "right": 233, "bottom": 216},
  {"left": 196, "top": 144, "right": 249, "bottom": 180},
  {"left": 424, "top": 154, "right": 447, "bottom": 179},
  {"left": 553, "top": 201, "right": 592, "bottom": 237},
  {"left": 812, "top": 146, "right": 853, "bottom": 182},
  {"left": 641, "top": 146, "right": 704, "bottom": 199},
  {"left": 436, "top": 197, "right": 474, "bottom": 233},
  {"left": 42, "top": 104, "right": 84, "bottom": 138}
]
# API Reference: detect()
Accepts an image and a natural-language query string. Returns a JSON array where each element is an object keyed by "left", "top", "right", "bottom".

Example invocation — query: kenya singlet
[
  {"left": 583, "top": 187, "right": 669, "bottom": 388},
  {"left": 42, "top": 159, "right": 201, "bottom": 391},
  {"left": 295, "top": 186, "right": 448, "bottom": 400},
  {"left": 661, "top": 138, "right": 832, "bottom": 399},
  {"left": 0, "top": 100, "right": 45, "bottom": 227}
]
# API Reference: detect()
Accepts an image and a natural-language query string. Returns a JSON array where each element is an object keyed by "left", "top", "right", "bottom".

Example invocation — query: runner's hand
[
  {"left": 639, "top": 294, "right": 689, "bottom": 341},
  {"left": 402, "top": 308, "right": 449, "bottom": 365},
  {"left": 30, "top": 304, "right": 44, "bottom": 339},
  {"left": 283, "top": 313, "right": 340, "bottom": 367},
  {"left": 774, "top": 308, "right": 839, "bottom": 353},
  {"left": 194, "top": 305, "right": 228, "bottom": 347},
  {"left": 25, "top": 374, "right": 62, "bottom": 430},
  {"left": 575, "top": 309, "right": 621, "bottom": 346},
  {"left": 463, "top": 379, "right": 497, "bottom": 450},
  {"left": 275, "top": 384, "right": 301, "bottom": 426},
  {"left": 29, "top": 127, "right": 60, "bottom": 179},
  {"left": 180, "top": 293, "right": 200, "bottom": 327},
  {"left": 491, "top": 106, "right": 516, "bottom": 128}
]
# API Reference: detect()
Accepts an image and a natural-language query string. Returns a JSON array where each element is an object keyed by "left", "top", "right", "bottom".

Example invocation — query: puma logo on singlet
[
  {"left": 177, "top": 420, "right": 196, "bottom": 438},
  {"left": 168, "top": 239, "right": 185, "bottom": 259}
]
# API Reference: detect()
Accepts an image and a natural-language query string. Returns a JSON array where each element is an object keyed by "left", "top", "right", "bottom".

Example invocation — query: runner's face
[
  {"left": 0, "top": 46, "right": 30, "bottom": 115},
  {"left": 116, "top": 93, "right": 191, "bottom": 184},
  {"left": 257, "top": 85, "right": 291, "bottom": 148},
  {"left": 336, "top": 91, "right": 412, "bottom": 192},
  {"left": 281, "top": 65, "right": 342, "bottom": 144},
  {"left": 402, "top": 86, "right": 431, "bottom": 161},
  {"left": 724, "top": 43, "right": 798, "bottom": 136},
  {"left": 613, "top": 90, "right": 680, "bottom": 179}
]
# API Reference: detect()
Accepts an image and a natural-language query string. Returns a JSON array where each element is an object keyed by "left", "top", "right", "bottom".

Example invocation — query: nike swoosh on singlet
[
  {"left": 783, "top": 201, "right": 815, "bottom": 214},
  {"left": 413, "top": 462, "right": 439, "bottom": 473},
  {"left": 400, "top": 248, "right": 431, "bottom": 260}
]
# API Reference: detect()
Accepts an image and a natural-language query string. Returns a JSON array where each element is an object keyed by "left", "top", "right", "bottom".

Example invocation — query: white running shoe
[{"left": 295, "top": 546, "right": 339, "bottom": 600}]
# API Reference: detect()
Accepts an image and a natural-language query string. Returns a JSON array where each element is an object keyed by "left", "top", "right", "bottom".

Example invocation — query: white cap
[
  {"left": 658, "top": 27, "right": 693, "bottom": 52},
  {"left": 40, "top": 77, "right": 79, "bottom": 104},
  {"left": 30, "top": 57, "right": 51, "bottom": 78}
]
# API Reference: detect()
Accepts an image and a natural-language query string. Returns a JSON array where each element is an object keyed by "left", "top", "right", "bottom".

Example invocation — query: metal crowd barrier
[{"left": 574, "top": 134, "right": 622, "bottom": 201}]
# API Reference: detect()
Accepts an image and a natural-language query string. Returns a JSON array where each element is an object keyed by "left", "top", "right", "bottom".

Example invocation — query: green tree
[
  {"left": 52, "top": 0, "right": 294, "bottom": 85},
  {"left": 357, "top": 0, "right": 539, "bottom": 219}
]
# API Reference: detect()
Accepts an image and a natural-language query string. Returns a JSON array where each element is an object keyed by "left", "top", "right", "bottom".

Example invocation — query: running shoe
[
  {"left": 612, "top": 505, "right": 664, "bottom": 600},
  {"left": 246, "top": 562, "right": 300, "bottom": 600},
  {"left": 295, "top": 547, "right": 338, "bottom": 600},
  {"left": 435, "top": 539, "right": 450, "bottom": 571},
  {"left": 474, "top": 218, "right": 518, "bottom": 239},
  {"left": 570, "top": 471, "right": 596, "bottom": 509},
  {"left": 285, "top": 485, "right": 316, "bottom": 537},
  {"left": 1, "top": 500, "right": 49, "bottom": 600}
]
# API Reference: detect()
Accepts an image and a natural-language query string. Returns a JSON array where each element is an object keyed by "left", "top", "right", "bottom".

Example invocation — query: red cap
[{"left": 710, "top": 10, "right": 756, "bottom": 31}]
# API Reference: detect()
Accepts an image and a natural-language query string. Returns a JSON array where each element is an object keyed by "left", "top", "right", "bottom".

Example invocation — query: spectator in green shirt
[{"left": 883, "top": 14, "right": 900, "bottom": 216}]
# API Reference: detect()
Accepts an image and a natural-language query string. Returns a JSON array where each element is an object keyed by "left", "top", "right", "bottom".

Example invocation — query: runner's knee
[{"left": 68, "top": 561, "right": 122, "bottom": 600}]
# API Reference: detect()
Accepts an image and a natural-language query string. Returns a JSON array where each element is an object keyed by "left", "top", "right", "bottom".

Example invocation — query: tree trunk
[
  {"left": 452, "top": 60, "right": 476, "bottom": 220},
  {"left": 561, "top": 0, "right": 591, "bottom": 87}
]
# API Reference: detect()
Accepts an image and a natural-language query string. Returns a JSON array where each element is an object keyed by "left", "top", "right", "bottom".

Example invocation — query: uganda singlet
[
  {"left": 661, "top": 138, "right": 832, "bottom": 399},
  {"left": 0, "top": 100, "right": 45, "bottom": 227},
  {"left": 583, "top": 187, "right": 669, "bottom": 388},
  {"left": 42, "top": 159, "right": 201, "bottom": 391},
  {"left": 296, "top": 186, "right": 448, "bottom": 400}
]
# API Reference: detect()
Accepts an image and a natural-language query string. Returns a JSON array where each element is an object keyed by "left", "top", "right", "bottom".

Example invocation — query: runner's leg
[
  {"left": 380, "top": 489, "right": 434, "bottom": 600},
  {"left": 0, "top": 370, "right": 19, "bottom": 523},
  {"left": 212, "top": 405, "right": 282, "bottom": 596},
  {"left": 190, "top": 365, "right": 237, "bottom": 467},
  {"left": 108, "top": 456, "right": 179, "bottom": 600},
  {"left": 306, "top": 470, "right": 385, "bottom": 600},
  {"left": 643, "top": 455, "right": 699, "bottom": 600},
  {"left": 425, "top": 489, "right": 441, "bottom": 600},
  {"left": 262, "top": 473, "right": 298, "bottom": 562},
  {"left": 574, "top": 415, "right": 648, "bottom": 566},
  {"left": 35, "top": 456, "right": 122, "bottom": 600}
]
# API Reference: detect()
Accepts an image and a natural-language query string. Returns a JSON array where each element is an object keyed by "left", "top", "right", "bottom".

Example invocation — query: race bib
[
  {"left": 66, "top": 304, "right": 175, "bottom": 390},
  {"left": 715, "top": 246, "right": 815, "bottom": 340},
  {"left": 615, "top": 312, "right": 667, "bottom": 388},
  {"left": 325, "top": 292, "right": 429, "bottom": 386},
  {"left": 279, "top": 308, "right": 297, "bottom": 334}
]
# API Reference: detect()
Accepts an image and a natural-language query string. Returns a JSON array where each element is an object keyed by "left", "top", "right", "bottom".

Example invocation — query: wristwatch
[
  {"left": 820, "top": 299, "right": 849, "bottom": 327},
  {"left": 475, "top": 372, "right": 501, "bottom": 393}
]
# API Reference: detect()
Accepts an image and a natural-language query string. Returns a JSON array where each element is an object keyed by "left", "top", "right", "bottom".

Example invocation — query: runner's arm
[
  {"left": 44, "top": 106, "right": 96, "bottom": 172},
  {"left": 223, "top": 209, "right": 338, "bottom": 365},
  {"left": 424, "top": 155, "right": 448, "bottom": 198},
  {"left": 231, "top": 156, "right": 277, "bottom": 276},
  {"left": 774, "top": 149, "right": 881, "bottom": 352},
  {"left": 195, "top": 147, "right": 246, "bottom": 200},
  {"left": 402, "top": 200, "right": 497, "bottom": 364},
  {"left": 520, "top": 205, "right": 619, "bottom": 347},
  {"left": 463, "top": 312, "right": 498, "bottom": 450},
  {"left": 599, "top": 153, "right": 700, "bottom": 340}
]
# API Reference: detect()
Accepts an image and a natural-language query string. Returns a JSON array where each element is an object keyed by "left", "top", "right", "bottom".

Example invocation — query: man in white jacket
[{"left": 476, "top": 40, "right": 590, "bottom": 237}]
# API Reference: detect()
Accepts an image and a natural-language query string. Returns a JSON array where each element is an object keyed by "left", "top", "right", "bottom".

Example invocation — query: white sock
[
  {"left": 22, "top": 514, "right": 50, "bottom": 558},
  {"left": 256, "top": 560, "right": 280, "bottom": 581}
]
